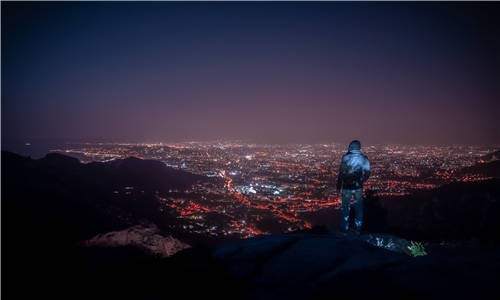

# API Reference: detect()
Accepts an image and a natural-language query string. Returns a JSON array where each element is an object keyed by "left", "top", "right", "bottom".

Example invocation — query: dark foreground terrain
[{"left": 4, "top": 231, "right": 500, "bottom": 299}]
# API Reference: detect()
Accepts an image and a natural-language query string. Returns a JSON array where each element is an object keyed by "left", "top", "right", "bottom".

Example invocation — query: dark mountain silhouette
[
  {"left": 363, "top": 154, "right": 500, "bottom": 243},
  {"left": 104, "top": 156, "right": 204, "bottom": 192},
  {"left": 380, "top": 178, "right": 500, "bottom": 243},
  {"left": 2, "top": 151, "right": 206, "bottom": 242},
  {"left": 396, "top": 157, "right": 500, "bottom": 242},
  {"left": 369, "top": 156, "right": 500, "bottom": 242},
  {"left": 39, "top": 151, "right": 81, "bottom": 168},
  {"left": 480, "top": 149, "right": 500, "bottom": 162},
  {"left": 455, "top": 159, "right": 500, "bottom": 177}
]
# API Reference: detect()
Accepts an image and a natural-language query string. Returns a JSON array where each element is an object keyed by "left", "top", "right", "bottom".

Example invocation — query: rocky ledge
[{"left": 209, "top": 232, "right": 500, "bottom": 299}]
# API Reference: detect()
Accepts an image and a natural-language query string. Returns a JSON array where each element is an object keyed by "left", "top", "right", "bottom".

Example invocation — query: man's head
[{"left": 348, "top": 140, "right": 361, "bottom": 151}]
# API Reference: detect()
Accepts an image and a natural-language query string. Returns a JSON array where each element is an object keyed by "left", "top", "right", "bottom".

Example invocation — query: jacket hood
[{"left": 348, "top": 140, "right": 361, "bottom": 151}]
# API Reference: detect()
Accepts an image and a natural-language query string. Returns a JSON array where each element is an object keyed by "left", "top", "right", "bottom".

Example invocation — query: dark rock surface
[{"left": 208, "top": 232, "right": 500, "bottom": 299}]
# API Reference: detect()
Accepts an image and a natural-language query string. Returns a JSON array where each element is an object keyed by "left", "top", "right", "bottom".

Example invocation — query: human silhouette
[{"left": 336, "top": 140, "right": 371, "bottom": 233}]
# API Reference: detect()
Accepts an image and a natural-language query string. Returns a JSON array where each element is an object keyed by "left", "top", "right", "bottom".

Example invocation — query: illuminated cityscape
[
  {"left": 2, "top": 2, "right": 499, "bottom": 299},
  {"left": 49, "top": 141, "right": 497, "bottom": 239}
]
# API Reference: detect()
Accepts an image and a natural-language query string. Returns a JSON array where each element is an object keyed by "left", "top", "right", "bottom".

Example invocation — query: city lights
[{"left": 50, "top": 141, "right": 495, "bottom": 238}]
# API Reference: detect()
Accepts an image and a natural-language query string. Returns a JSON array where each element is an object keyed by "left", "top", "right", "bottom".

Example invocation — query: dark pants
[{"left": 341, "top": 188, "right": 363, "bottom": 231}]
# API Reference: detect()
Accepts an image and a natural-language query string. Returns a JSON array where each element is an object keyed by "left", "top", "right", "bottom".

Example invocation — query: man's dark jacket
[{"left": 336, "top": 147, "right": 371, "bottom": 190}]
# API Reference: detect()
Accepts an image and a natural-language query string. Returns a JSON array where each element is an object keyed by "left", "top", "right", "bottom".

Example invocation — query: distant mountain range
[{"left": 2, "top": 151, "right": 206, "bottom": 244}]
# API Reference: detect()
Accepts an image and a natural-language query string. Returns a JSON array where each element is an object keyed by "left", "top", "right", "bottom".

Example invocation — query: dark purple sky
[{"left": 2, "top": 2, "right": 499, "bottom": 145}]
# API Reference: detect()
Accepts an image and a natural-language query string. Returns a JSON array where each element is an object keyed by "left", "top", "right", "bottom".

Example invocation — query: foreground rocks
[
  {"left": 210, "top": 232, "right": 500, "bottom": 299},
  {"left": 80, "top": 224, "right": 190, "bottom": 257}
]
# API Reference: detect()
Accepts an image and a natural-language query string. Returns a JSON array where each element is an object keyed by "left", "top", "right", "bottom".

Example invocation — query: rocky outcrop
[
  {"left": 209, "top": 232, "right": 500, "bottom": 299},
  {"left": 80, "top": 224, "right": 190, "bottom": 257}
]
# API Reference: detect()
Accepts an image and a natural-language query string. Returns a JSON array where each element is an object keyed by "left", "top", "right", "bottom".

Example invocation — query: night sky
[{"left": 2, "top": 2, "right": 499, "bottom": 145}]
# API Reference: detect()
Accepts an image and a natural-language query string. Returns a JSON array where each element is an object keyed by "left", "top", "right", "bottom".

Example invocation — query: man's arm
[
  {"left": 336, "top": 159, "right": 345, "bottom": 191},
  {"left": 336, "top": 174, "right": 342, "bottom": 191},
  {"left": 362, "top": 156, "right": 371, "bottom": 182}
]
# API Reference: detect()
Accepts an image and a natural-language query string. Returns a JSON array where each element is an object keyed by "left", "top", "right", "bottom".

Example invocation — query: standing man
[{"left": 336, "top": 140, "right": 371, "bottom": 233}]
